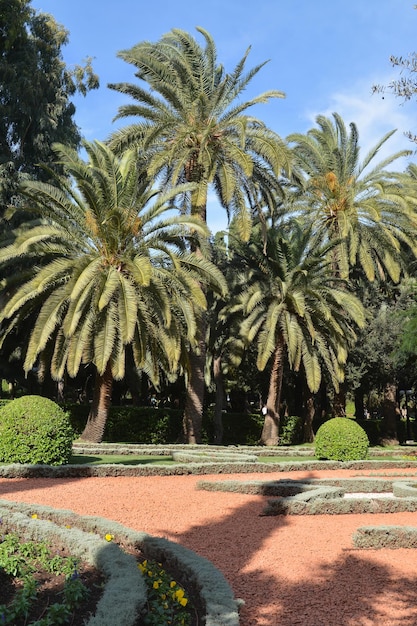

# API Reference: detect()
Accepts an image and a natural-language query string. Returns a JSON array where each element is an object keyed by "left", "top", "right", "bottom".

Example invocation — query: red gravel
[{"left": 1, "top": 467, "right": 417, "bottom": 625}]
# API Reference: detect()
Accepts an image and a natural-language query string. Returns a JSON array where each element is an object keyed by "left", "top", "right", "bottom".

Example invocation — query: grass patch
[{"left": 69, "top": 455, "right": 175, "bottom": 466}]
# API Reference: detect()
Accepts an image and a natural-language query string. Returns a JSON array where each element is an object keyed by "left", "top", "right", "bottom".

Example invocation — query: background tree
[
  {"left": 0, "top": 141, "right": 225, "bottom": 442},
  {"left": 0, "top": 0, "right": 98, "bottom": 214},
  {"left": 232, "top": 218, "right": 365, "bottom": 445},
  {"left": 288, "top": 112, "right": 417, "bottom": 415},
  {"left": 108, "top": 27, "right": 291, "bottom": 442}
]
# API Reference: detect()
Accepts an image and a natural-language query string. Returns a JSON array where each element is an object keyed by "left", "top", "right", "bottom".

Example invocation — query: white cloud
[{"left": 306, "top": 75, "right": 416, "bottom": 171}]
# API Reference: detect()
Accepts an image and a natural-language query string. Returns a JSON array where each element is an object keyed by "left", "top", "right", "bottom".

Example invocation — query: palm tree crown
[
  {"left": 288, "top": 112, "right": 417, "bottom": 282},
  {"left": 108, "top": 27, "right": 291, "bottom": 238},
  {"left": 0, "top": 140, "right": 225, "bottom": 441}
]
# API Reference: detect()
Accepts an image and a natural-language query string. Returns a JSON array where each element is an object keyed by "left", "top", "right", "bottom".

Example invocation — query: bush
[
  {"left": 315, "top": 417, "right": 369, "bottom": 461},
  {"left": 0, "top": 395, "right": 74, "bottom": 465},
  {"left": 279, "top": 415, "right": 303, "bottom": 445}
]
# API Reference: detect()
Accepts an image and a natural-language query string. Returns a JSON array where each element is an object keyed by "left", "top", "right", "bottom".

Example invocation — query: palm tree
[
  {"left": 233, "top": 218, "right": 365, "bottom": 445},
  {"left": 288, "top": 113, "right": 417, "bottom": 417},
  {"left": 0, "top": 140, "right": 225, "bottom": 442},
  {"left": 107, "top": 27, "right": 292, "bottom": 442},
  {"left": 288, "top": 113, "right": 417, "bottom": 282}
]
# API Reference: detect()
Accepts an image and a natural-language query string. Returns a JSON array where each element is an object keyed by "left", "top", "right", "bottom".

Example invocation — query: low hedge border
[
  {"left": 353, "top": 525, "right": 417, "bottom": 549},
  {"left": 197, "top": 477, "right": 396, "bottom": 496},
  {"left": 0, "top": 499, "right": 241, "bottom": 626},
  {"left": 2, "top": 459, "right": 417, "bottom": 478},
  {"left": 263, "top": 495, "right": 417, "bottom": 516},
  {"left": 72, "top": 442, "right": 417, "bottom": 458},
  {"left": 392, "top": 481, "right": 417, "bottom": 497},
  {"left": 0, "top": 505, "right": 144, "bottom": 626},
  {"left": 171, "top": 450, "right": 258, "bottom": 463}
]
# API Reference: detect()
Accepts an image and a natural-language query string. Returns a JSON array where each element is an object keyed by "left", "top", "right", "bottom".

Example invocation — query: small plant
[
  {"left": 0, "top": 395, "right": 74, "bottom": 465},
  {"left": 138, "top": 558, "right": 193, "bottom": 625},
  {"left": 0, "top": 532, "right": 89, "bottom": 625},
  {"left": 315, "top": 417, "right": 369, "bottom": 461}
]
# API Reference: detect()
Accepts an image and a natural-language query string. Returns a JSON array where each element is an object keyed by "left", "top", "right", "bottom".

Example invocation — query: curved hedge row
[{"left": 0, "top": 499, "right": 241, "bottom": 626}]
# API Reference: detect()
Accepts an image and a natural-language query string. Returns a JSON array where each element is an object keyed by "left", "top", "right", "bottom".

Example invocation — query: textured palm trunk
[
  {"left": 213, "top": 354, "right": 224, "bottom": 445},
  {"left": 80, "top": 362, "right": 113, "bottom": 443},
  {"left": 182, "top": 180, "right": 208, "bottom": 444},
  {"left": 332, "top": 384, "right": 346, "bottom": 417},
  {"left": 381, "top": 380, "right": 399, "bottom": 445},
  {"left": 260, "top": 337, "right": 284, "bottom": 446},
  {"left": 183, "top": 340, "right": 205, "bottom": 444},
  {"left": 303, "top": 380, "right": 315, "bottom": 443}
]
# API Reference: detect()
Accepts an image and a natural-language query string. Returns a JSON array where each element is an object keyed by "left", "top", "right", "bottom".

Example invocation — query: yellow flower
[
  {"left": 104, "top": 533, "right": 114, "bottom": 542},
  {"left": 175, "top": 589, "right": 185, "bottom": 600},
  {"left": 179, "top": 597, "right": 188, "bottom": 607},
  {"left": 31, "top": 514, "right": 38, "bottom": 519},
  {"left": 153, "top": 581, "right": 160, "bottom": 589},
  {"left": 170, "top": 581, "right": 176, "bottom": 588}
]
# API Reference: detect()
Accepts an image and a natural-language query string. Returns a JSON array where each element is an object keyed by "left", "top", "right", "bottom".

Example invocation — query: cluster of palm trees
[{"left": 1, "top": 28, "right": 417, "bottom": 444}]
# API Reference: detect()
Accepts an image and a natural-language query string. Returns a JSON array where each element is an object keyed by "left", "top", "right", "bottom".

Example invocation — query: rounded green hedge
[
  {"left": 0, "top": 395, "right": 74, "bottom": 465},
  {"left": 315, "top": 417, "right": 369, "bottom": 461}
]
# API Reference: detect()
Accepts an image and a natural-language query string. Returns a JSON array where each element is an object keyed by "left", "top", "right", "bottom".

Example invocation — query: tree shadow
[
  {"left": 164, "top": 479, "right": 417, "bottom": 626},
  {"left": 274, "top": 552, "right": 417, "bottom": 626}
]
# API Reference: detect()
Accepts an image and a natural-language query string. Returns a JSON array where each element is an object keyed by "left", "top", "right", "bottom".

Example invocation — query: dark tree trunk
[
  {"left": 354, "top": 389, "right": 365, "bottom": 420},
  {"left": 213, "top": 354, "right": 224, "bottom": 445},
  {"left": 260, "top": 338, "right": 284, "bottom": 446},
  {"left": 332, "top": 383, "right": 346, "bottom": 417},
  {"left": 183, "top": 343, "right": 205, "bottom": 444},
  {"left": 381, "top": 380, "right": 399, "bottom": 445},
  {"left": 303, "top": 381, "right": 315, "bottom": 443},
  {"left": 80, "top": 363, "right": 113, "bottom": 443},
  {"left": 183, "top": 188, "right": 207, "bottom": 445}
]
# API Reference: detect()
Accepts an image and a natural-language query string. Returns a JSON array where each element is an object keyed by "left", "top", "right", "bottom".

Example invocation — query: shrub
[
  {"left": 0, "top": 395, "right": 74, "bottom": 465},
  {"left": 315, "top": 417, "right": 369, "bottom": 461},
  {"left": 279, "top": 415, "right": 303, "bottom": 445}
]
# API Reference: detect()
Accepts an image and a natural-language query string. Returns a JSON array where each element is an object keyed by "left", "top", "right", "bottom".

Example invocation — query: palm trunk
[
  {"left": 183, "top": 340, "right": 205, "bottom": 444},
  {"left": 332, "top": 383, "right": 346, "bottom": 417},
  {"left": 213, "top": 354, "right": 224, "bottom": 445},
  {"left": 381, "top": 380, "right": 399, "bottom": 445},
  {"left": 183, "top": 184, "right": 208, "bottom": 444},
  {"left": 303, "top": 380, "right": 315, "bottom": 443},
  {"left": 80, "top": 363, "right": 113, "bottom": 443},
  {"left": 260, "top": 337, "right": 284, "bottom": 446}
]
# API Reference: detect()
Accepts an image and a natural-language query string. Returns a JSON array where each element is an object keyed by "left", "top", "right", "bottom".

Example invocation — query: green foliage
[
  {"left": 0, "top": 532, "right": 88, "bottom": 625},
  {"left": 279, "top": 415, "right": 303, "bottom": 445},
  {"left": 139, "top": 558, "right": 193, "bottom": 625},
  {"left": 0, "top": 0, "right": 99, "bottom": 181},
  {"left": 315, "top": 417, "right": 369, "bottom": 461},
  {"left": 0, "top": 395, "right": 74, "bottom": 465}
]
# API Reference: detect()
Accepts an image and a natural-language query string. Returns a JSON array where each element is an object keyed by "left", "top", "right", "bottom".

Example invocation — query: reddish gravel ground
[{"left": 1, "top": 467, "right": 417, "bottom": 625}]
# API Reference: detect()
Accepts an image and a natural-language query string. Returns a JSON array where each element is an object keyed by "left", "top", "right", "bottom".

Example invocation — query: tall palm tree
[
  {"left": 0, "top": 140, "right": 226, "bottom": 442},
  {"left": 233, "top": 219, "right": 365, "bottom": 445},
  {"left": 288, "top": 113, "right": 417, "bottom": 282},
  {"left": 288, "top": 113, "right": 417, "bottom": 417},
  {"left": 107, "top": 27, "right": 292, "bottom": 442}
]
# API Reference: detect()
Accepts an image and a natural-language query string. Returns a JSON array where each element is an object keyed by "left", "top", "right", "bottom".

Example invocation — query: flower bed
[{"left": 0, "top": 500, "right": 241, "bottom": 626}]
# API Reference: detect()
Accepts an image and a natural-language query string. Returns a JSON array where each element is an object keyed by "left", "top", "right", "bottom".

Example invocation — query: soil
[
  {"left": 1, "top": 466, "right": 417, "bottom": 626},
  {"left": 0, "top": 551, "right": 105, "bottom": 626}
]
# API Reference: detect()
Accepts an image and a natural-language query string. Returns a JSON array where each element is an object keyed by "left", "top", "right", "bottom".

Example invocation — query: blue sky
[{"left": 32, "top": 0, "right": 417, "bottom": 232}]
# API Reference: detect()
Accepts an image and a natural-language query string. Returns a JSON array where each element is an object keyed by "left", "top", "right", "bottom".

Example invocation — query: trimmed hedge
[
  {"left": 315, "top": 417, "right": 369, "bottom": 461},
  {"left": 0, "top": 395, "right": 74, "bottom": 465},
  {"left": 353, "top": 525, "right": 417, "bottom": 549}
]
